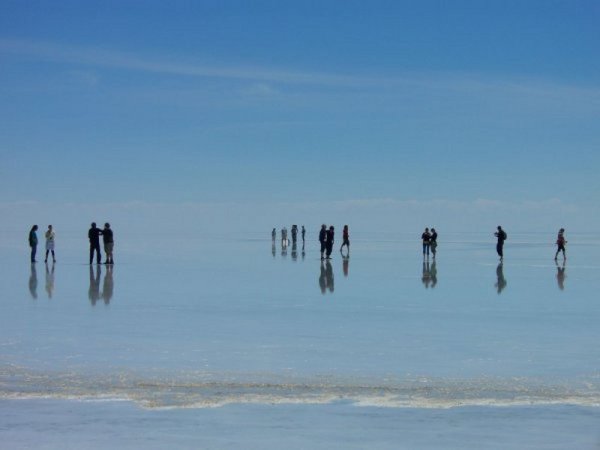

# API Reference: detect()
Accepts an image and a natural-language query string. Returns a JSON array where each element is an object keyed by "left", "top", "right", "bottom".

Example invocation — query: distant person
[
  {"left": 44, "top": 225, "right": 56, "bottom": 263},
  {"left": 319, "top": 224, "right": 327, "bottom": 260},
  {"left": 494, "top": 226, "right": 507, "bottom": 261},
  {"left": 421, "top": 227, "right": 431, "bottom": 257},
  {"left": 28, "top": 225, "right": 38, "bottom": 263},
  {"left": 88, "top": 222, "right": 103, "bottom": 265},
  {"left": 281, "top": 227, "right": 288, "bottom": 247},
  {"left": 291, "top": 225, "right": 298, "bottom": 244},
  {"left": 340, "top": 225, "right": 350, "bottom": 254},
  {"left": 326, "top": 226, "right": 335, "bottom": 259},
  {"left": 272, "top": 228, "right": 276, "bottom": 241},
  {"left": 430, "top": 228, "right": 438, "bottom": 259},
  {"left": 103, "top": 223, "right": 114, "bottom": 265},
  {"left": 554, "top": 228, "right": 567, "bottom": 261},
  {"left": 301, "top": 226, "right": 306, "bottom": 243}
]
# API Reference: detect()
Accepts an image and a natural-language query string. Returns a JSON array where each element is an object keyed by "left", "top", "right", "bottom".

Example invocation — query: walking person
[
  {"left": 326, "top": 226, "right": 335, "bottom": 259},
  {"left": 340, "top": 225, "right": 350, "bottom": 254},
  {"left": 103, "top": 223, "right": 114, "bottom": 265},
  {"left": 319, "top": 224, "right": 327, "bottom": 260},
  {"left": 44, "top": 225, "right": 56, "bottom": 263},
  {"left": 28, "top": 225, "right": 39, "bottom": 263},
  {"left": 494, "top": 226, "right": 507, "bottom": 261},
  {"left": 421, "top": 227, "right": 431, "bottom": 258},
  {"left": 554, "top": 228, "right": 567, "bottom": 261},
  {"left": 430, "top": 227, "right": 438, "bottom": 259},
  {"left": 88, "top": 222, "right": 103, "bottom": 265}
]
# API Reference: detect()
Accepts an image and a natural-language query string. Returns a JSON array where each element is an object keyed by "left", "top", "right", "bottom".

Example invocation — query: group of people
[
  {"left": 420, "top": 227, "right": 438, "bottom": 258},
  {"left": 317, "top": 224, "right": 350, "bottom": 260},
  {"left": 27, "top": 222, "right": 115, "bottom": 265},
  {"left": 273, "top": 225, "right": 306, "bottom": 246},
  {"left": 28, "top": 225, "right": 56, "bottom": 264}
]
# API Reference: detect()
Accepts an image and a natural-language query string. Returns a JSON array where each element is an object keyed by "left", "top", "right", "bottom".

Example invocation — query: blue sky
[{"left": 1, "top": 1, "right": 599, "bottom": 233}]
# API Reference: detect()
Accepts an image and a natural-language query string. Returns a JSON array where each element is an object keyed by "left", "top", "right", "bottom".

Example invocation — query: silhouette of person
[
  {"left": 272, "top": 228, "right": 276, "bottom": 241},
  {"left": 44, "top": 225, "right": 56, "bottom": 263},
  {"left": 495, "top": 263, "right": 507, "bottom": 294},
  {"left": 103, "top": 223, "right": 114, "bottom": 265},
  {"left": 272, "top": 241, "right": 276, "bottom": 258},
  {"left": 28, "top": 225, "right": 38, "bottom": 263},
  {"left": 555, "top": 260, "right": 566, "bottom": 290},
  {"left": 291, "top": 225, "right": 298, "bottom": 244},
  {"left": 301, "top": 225, "right": 306, "bottom": 243},
  {"left": 494, "top": 226, "right": 507, "bottom": 261},
  {"left": 319, "top": 224, "right": 327, "bottom": 260},
  {"left": 102, "top": 264, "right": 114, "bottom": 304},
  {"left": 28, "top": 263, "right": 38, "bottom": 299},
  {"left": 430, "top": 228, "right": 438, "bottom": 259},
  {"left": 88, "top": 265, "right": 102, "bottom": 306},
  {"left": 340, "top": 225, "right": 350, "bottom": 254},
  {"left": 281, "top": 227, "right": 288, "bottom": 247},
  {"left": 45, "top": 262, "right": 55, "bottom": 299},
  {"left": 421, "top": 228, "right": 431, "bottom": 258},
  {"left": 88, "top": 222, "right": 103, "bottom": 264},
  {"left": 554, "top": 228, "right": 567, "bottom": 261},
  {"left": 326, "top": 226, "right": 335, "bottom": 259},
  {"left": 292, "top": 242, "right": 298, "bottom": 261}
]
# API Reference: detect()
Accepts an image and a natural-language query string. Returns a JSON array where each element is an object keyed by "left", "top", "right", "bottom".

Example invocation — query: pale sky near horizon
[{"left": 1, "top": 1, "right": 599, "bottom": 234}]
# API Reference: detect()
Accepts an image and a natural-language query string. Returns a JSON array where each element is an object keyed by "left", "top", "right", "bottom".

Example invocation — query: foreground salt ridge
[{"left": 2, "top": 366, "right": 600, "bottom": 410}]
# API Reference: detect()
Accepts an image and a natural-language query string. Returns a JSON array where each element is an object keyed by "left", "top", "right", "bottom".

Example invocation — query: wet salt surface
[{"left": 1, "top": 231, "right": 599, "bottom": 447}]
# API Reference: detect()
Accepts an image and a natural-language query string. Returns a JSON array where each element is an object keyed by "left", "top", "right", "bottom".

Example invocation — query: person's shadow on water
[
  {"left": 45, "top": 262, "right": 55, "bottom": 299},
  {"left": 28, "top": 263, "right": 38, "bottom": 299},
  {"left": 495, "top": 263, "right": 507, "bottom": 294},
  {"left": 89, "top": 265, "right": 102, "bottom": 306},
  {"left": 555, "top": 260, "right": 566, "bottom": 291},
  {"left": 102, "top": 264, "right": 114, "bottom": 304}
]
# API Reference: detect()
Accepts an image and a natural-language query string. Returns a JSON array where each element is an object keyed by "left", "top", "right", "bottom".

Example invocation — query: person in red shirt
[{"left": 340, "top": 225, "right": 350, "bottom": 254}]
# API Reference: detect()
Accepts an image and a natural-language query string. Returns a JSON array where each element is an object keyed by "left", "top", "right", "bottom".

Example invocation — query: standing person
[
  {"left": 319, "top": 224, "right": 327, "bottom": 260},
  {"left": 271, "top": 228, "right": 276, "bottom": 241},
  {"left": 88, "top": 222, "right": 103, "bottom": 265},
  {"left": 554, "top": 228, "right": 567, "bottom": 261},
  {"left": 430, "top": 227, "right": 438, "bottom": 259},
  {"left": 340, "top": 225, "right": 350, "bottom": 253},
  {"left": 44, "top": 225, "right": 56, "bottom": 263},
  {"left": 103, "top": 223, "right": 114, "bottom": 265},
  {"left": 281, "top": 227, "right": 288, "bottom": 247},
  {"left": 494, "top": 226, "right": 507, "bottom": 261},
  {"left": 291, "top": 225, "right": 298, "bottom": 244},
  {"left": 28, "top": 225, "right": 38, "bottom": 263},
  {"left": 326, "top": 226, "right": 335, "bottom": 259},
  {"left": 421, "top": 227, "right": 431, "bottom": 257},
  {"left": 301, "top": 226, "right": 306, "bottom": 243}
]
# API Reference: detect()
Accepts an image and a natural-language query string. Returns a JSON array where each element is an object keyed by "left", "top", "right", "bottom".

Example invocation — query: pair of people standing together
[
  {"left": 421, "top": 227, "right": 438, "bottom": 258},
  {"left": 318, "top": 225, "right": 350, "bottom": 259},
  {"left": 28, "top": 224, "right": 56, "bottom": 263},
  {"left": 89, "top": 222, "right": 115, "bottom": 265}
]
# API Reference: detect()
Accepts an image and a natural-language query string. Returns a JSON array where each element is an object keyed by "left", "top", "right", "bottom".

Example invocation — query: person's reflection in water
[
  {"left": 291, "top": 242, "right": 298, "bottom": 261},
  {"left": 272, "top": 242, "right": 276, "bottom": 258},
  {"left": 555, "top": 260, "right": 566, "bottom": 291},
  {"left": 302, "top": 242, "right": 305, "bottom": 260},
  {"left": 319, "top": 260, "right": 335, "bottom": 294},
  {"left": 45, "top": 262, "right": 55, "bottom": 299},
  {"left": 430, "top": 260, "right": 437, "bottom": 288},
  {"left": 28, "top": 263, "right": 38, "bottom": 299},
  {"left": 495, "top": 263, "right": 507, "bottom": 294},
  {"left": 421, "top": 261, "right": 432, "bottom": 289},
  {"left": 281, "top": 242, "right": 287, "bottom": 258},
  {"left": 102, "top": 264, "right": 114, "bottom": 304},
  {"left": 88, "top": 265, "right": 102, "bottom": 306},
  {"left": 342, "top": 254, "right": 349, "bottom": 277}
]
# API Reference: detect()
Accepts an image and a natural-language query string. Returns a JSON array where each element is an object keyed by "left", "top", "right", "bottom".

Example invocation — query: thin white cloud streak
[{"left": 2, "top": 38, "right": 600, "bottom": 106}]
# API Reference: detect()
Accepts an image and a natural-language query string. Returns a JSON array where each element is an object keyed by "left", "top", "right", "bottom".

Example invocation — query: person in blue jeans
[{"left": 421, "top": 227, "right": 431, "bottom": 257}]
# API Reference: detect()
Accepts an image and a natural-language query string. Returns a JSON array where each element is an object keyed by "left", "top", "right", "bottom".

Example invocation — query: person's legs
[
  {"left": 497, "top": 243, "right": 504, "bottom": 260},
  {"left": 45, "top": 250, "right": 49, "bottom": 263},
  {"left": 31, "top": 245, "right": 37, "bottom": 263}
]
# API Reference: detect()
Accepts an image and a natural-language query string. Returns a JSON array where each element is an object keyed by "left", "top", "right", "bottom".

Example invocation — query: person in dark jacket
[
  {"left": 421, "top": 228, "right": 431, "bottom": 257},
  {"left": 326, "top": 226, "right": 335, "bottom": 259},
  {"left": 319, "top": 224, "right": 327, "bottom": 260},
  {"left": 88, "top": 222, "right": 103, "bottom": 265},
  {"left": 430, "top": 228, "right": 438, "bottom": 259},
  {"left": 494, "top": 226, "right": 507, "bottom": 261},
  {"left": 28, "top": 225, "right": 38, "bottom": 263},
  {"left": 103, "top": 223, "right": 114, "bottom": 265}
]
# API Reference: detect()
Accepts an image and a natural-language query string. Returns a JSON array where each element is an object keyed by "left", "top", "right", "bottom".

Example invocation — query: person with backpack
[
  {"left": 494, "top": 226, "right": 507, "bottom": 261},
  {"left": 555, "top": 228, "right": 567, "bottom": 261}
]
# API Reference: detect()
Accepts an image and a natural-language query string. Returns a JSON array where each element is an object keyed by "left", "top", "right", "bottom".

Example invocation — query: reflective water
[{"left": 1, "top": 231, "right": 599, "bottom": 447}]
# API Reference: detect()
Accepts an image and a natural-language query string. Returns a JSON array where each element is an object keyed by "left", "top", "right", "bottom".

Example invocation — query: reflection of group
[
  {"left": 88, "top": 264, "right": 114, "bottom": 306},
  {"left": 421, "top": 260, "right": 437, "bottom": 288},
  {"left": 27, "top": 262, "right": 55, "bottom": 299},
  {"left": 319, "top": 260, "right": 334, "bottom": 294}
]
